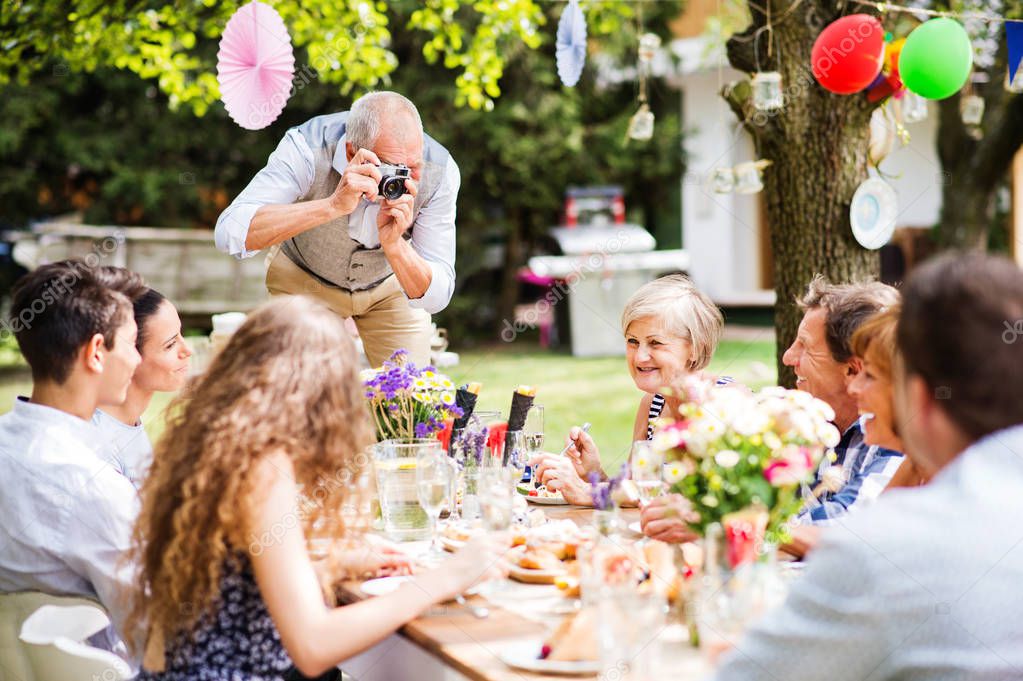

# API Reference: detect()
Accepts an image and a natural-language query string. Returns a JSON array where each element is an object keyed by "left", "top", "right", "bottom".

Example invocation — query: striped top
[{"left": 646, "top": 376, "right": 735, "bottom": 439}]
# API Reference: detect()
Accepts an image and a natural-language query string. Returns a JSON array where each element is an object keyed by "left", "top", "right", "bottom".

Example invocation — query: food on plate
[
  {"left": 637, "top": 539, "right": 680, "bottom": 601},
  {"left": 541, "top": 609, "right": 599, "bottom": 662},
  {"left": 517, "top": 546, "right": 563, "bottom": 572},
  {"left": 521, "top": 483, "right": 564, "bottom": 501},
  {"left": 554, "top": 562, "right": 581, "bottom": 598}
]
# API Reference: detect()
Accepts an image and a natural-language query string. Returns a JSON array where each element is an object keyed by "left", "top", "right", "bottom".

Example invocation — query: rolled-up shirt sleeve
[
  {"left": 214, "top": 129, "right": 315, "bottom": 259},
  {"left": 406, "top": 156, "right": 459, "bottom": 314}
]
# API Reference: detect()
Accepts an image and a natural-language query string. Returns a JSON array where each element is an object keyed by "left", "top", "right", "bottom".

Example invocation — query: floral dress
[{"left": 138, "top": 555, "right": 293, "bottom": 681}]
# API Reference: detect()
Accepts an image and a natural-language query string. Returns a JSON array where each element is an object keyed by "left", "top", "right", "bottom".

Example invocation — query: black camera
[{"left": 377, "top": 163, "right": 411, "bottom": 201}]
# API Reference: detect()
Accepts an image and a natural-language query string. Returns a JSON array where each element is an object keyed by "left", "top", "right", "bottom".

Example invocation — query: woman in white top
[
  {"left": 93, "top": 286, "right": 192, "bottom": 487},
  {"left": 531, "top": 274, "right": 728, "bottom": 509}
]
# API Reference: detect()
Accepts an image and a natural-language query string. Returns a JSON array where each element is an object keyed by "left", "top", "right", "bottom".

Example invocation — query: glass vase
[{"left": 371, "top": 439, "right": 439, "bottom": 541}]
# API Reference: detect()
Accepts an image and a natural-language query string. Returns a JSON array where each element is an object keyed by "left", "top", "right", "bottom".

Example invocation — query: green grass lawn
[{"left": 0, "top": 339, "right": 775, "bottom": 472}]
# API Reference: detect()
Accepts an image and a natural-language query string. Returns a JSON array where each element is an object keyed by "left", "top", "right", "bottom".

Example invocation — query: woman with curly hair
[{"left": 128, "top": 296, "right": 502, "bottom": 680}]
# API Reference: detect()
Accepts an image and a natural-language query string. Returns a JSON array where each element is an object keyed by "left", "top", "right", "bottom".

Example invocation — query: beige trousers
[{"left": 265, "top": 246, "right": 432, "bottom": 368}]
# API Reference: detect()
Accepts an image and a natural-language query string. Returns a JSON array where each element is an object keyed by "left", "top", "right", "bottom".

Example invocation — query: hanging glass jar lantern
[
  {"left": 734, "top": 160, "right": 772, "bottom": 194},
  {"left": 638, "top": 32, "right": 661, "bottom": 64},
  {"left": 751, "top": 72, "right": 784, "bottom": 112},
  {"left": 627, "top": 102, "right": 655, "bottom": 141},
  {"left": 961, "top": 94, "right": 985, "bottom": 127},
  {"left": 711, "top": 167, "right": 736, "bottom": 194},
  {"left": 901, "top": 92, "right": 929, "bottom": 124}
]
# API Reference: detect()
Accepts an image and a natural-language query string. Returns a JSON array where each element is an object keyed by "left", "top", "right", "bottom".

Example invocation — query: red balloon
[{"left": 811, "top": 14, "right": 886, "bottom": 95}]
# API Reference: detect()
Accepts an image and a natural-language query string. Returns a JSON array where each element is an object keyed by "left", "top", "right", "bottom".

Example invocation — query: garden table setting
[{"left": 343, "top": 352, "right": 837, "bottom": 680}]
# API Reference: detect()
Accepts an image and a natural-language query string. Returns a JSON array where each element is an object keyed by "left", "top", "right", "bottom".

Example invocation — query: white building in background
[{"left": 667, "top": 36, "right": 942, "bottom": 305}]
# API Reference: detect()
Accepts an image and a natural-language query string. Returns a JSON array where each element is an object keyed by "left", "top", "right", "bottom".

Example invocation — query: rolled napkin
[
  {"left": 486, "top": 421, "right": 508, "bottom": 465},
  {"left": 436, "top": 419, "right": 454, "bottom": 452},
  {"left": 506, "top": 385, "right": 536, "bottom": 432},
  {"left": 452, "top": 382, "right": 482, "bottom": 429}
]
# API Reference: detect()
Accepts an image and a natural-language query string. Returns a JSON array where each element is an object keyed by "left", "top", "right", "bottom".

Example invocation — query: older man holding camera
[{"left": 215, "top": 91, "right": 458, "bottom": 367}]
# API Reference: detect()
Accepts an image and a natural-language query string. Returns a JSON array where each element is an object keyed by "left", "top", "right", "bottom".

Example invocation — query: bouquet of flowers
[
  {"left": 651, "top": 380, "right": 841, "bottom": 540},
  {"left": 361, "top": 350, "right": 463, "bottom": 442}
]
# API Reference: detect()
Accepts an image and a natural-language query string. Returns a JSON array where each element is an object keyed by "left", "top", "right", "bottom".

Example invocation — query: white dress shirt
[
  {"left": 92, "top": 409, "right": 153, "bottom": 490},
  {"left": 0, "top": 398, "right": 139, "bottom": 649},
  {"left": 214, "top": 130, "right": 459, "bottom": 314},
  {"left": 708, "top": 423, "right": 1023, "bottom": 681}
]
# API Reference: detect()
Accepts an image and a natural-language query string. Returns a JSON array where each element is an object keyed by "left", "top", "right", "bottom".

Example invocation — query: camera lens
[{"left": 381, "top": 177, "right": 405, "bottom": 200}]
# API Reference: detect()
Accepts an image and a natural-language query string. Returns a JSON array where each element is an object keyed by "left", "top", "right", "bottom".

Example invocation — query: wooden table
[{"left": 337, "top": 506, "right": 710, "bottom": 681}]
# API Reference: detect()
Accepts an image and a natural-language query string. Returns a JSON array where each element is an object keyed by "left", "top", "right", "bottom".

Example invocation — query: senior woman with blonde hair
[{"left": 531, "top": 274, "right": 728, "bottom": 509}]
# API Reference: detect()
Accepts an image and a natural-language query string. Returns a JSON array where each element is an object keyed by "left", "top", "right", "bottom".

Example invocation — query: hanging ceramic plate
[
  {"left": 217, "top": 1, "right": 295, "bottom": 130},
  {"left": 850, "top": 178, "right": 898, "bottom": 249},
  {"left": 556, "top": 0, "right": 587, "bottom": 87}
]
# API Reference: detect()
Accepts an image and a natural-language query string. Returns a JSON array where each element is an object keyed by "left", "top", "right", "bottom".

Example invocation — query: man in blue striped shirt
[
  {"left": 781, "top": 276, "right": 903, "bottom": 529},
  {"left": 707, "top": 253, "right": 1023, "bottom": 681}
]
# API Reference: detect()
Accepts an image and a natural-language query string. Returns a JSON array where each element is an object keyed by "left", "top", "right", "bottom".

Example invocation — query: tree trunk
[
  {"left": 935, "top": 84, "right": 1023, "bottom": 250},
  {"left": 726, "top": 2, "right": 880, "bottom": 387}
]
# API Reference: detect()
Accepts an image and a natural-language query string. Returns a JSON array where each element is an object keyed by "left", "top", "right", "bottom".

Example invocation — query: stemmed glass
[
  {"left": 416, "top": 449, "right": 454, "bottom": 561},
  {"left": 524, "top": 405, "right": 544, "bottom": 455},
  {"left": 630, "top": 441, "right": 666, "bottom": 507}
]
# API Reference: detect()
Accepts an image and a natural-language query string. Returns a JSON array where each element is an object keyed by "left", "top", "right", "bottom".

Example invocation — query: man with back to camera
[{"left": 215, "top": 91, "right": 459, "bottom": 367}]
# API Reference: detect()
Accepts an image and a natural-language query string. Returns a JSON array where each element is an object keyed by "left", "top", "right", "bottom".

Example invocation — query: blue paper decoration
[
  {"left": 556, "top": 0, "right": 587, "bottom": 87},
  {"left": 1008, "top": 22, "right": 1023, "bottom": 86}
]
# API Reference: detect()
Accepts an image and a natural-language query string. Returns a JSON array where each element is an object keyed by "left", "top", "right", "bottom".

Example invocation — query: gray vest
[{"left": 280, "top": 112, "right": 449, "bottom": 291}]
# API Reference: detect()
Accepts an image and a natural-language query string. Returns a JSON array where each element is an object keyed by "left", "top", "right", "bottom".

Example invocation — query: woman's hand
[
  {"left": 324, "top": 537, "right": 414, "bottom": 581},
  {"left": 529, "top": 453, "right": 593, "bottom": 506},
  {"left": 563, "top": 425, "right": 605, "bottom": 480},
  {"left": 414, "top": 537, "right": 509, "bottom": 603},
  {"left": 640, "top": 494, "right": 700, "bottom": 544}
]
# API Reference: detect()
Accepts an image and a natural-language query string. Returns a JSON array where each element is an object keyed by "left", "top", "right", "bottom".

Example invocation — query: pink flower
[{"left": 763, "top": 445, "right": 814, "bottom": 487}]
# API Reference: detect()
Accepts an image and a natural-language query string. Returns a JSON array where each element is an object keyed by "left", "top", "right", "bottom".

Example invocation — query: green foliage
[
  {"left": 0, "top": 334, "right": 26, "bottom": 370},
  {"left": 0, "top": 0, "right": 649, "bottom": 113}
]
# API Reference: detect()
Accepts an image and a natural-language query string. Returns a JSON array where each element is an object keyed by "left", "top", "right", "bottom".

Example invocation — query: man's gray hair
[
  {"left": 346, "top": 91, "right": 423, "bottom": 149},
  {"left": 797, "top": 275, "right": 900, "bottom": 363}
]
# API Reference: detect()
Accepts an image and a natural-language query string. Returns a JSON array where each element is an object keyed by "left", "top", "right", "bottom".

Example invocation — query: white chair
[{"left": 0, "top": 592, "right": 132, "bottom": 681}]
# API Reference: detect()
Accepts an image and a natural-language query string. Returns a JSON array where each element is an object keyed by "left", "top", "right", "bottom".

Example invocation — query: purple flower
[{"left": 589, "top": 466, "right": 627, "bottom": 510}]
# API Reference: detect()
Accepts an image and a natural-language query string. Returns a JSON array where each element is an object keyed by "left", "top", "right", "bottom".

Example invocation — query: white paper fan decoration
[
  {"left": 556, "top": 0, "right": 587, "bottom": 87},
  {"left": 217, "top": 1, "right": 295, "bottom": 130}
]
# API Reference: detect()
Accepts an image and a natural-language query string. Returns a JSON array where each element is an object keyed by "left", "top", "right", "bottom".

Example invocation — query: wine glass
[
  {"left": 416, "top": 449, "right": 454, "bottom": 560},
  {"left": 630, "top": 441, "right": 665, "bottom": 507},
  {"left": 524, "top": 404, "right": 544, "bottom": 455}
]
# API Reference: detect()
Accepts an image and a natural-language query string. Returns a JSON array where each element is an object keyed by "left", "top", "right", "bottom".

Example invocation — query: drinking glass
[
  {"left": 478, "top": 467, "right": 515, "bottom": 534},
  {"left": 630, "top": 441, "right": 665, "bottom": 506},
  {"left": 504, "top": 430, "right": 529, "bottom": 483},
  {"left": 473, "top": 410, "right": 502, "bottom": 468},
  {"left": 416, "top": 449, "right": 454, "bottom": 560},
  {"left": 598, "top": 588, "right": 667, "bottom": 680},
  {"left": 524, "top": 405, "right": 544, "bottom": 454}
]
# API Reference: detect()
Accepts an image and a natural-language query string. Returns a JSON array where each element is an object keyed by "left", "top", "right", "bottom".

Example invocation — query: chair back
[{"left": 0, "top": 592, "right": 131, "bottom": 681}]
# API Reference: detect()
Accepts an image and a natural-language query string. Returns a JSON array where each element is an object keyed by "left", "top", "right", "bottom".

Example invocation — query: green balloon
[{"left": 899, "top": 18, "right": 973, "bottom": 100}]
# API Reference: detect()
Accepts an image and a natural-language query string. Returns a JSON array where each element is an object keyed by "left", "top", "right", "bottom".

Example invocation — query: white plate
[
  {"left": 850, "top": 178, "right": 897, "bottom": 250},
  {"left": 360, "top": 576, "right": 412, "bottom": 597},
  {"left": 499, "top": 639, "right": 600, "bottom": 676},
  {"left": 525, "top": 494, "right": 569, "bottom": 506}
]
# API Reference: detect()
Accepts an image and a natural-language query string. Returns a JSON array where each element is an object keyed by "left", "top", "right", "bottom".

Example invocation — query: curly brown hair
[{"left": 126, "top": 296, "right": 376, "bottom": 658}]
